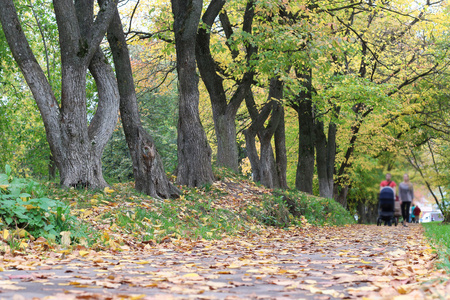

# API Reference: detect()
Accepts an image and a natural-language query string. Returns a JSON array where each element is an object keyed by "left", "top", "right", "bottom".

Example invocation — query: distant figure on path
[
  {"left": 380, "top": 173, "right": 396, "bottom": 190},
  {"left": 413, "top": 205, "right": 421, "bottom": 223},
  {"left": 399, "top": 174, "right": 414, "bottom": 227},
  {"left": 411, "top": 204, "right": 416, "bottom": 223}
]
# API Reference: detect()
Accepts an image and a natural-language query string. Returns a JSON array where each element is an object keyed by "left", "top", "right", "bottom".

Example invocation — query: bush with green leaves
[
  {"left": 0, "top": 165, "right": 76, "bottom": 240},
  {"left": 248, "top": 189, "right": 356, "bottom": 228}
]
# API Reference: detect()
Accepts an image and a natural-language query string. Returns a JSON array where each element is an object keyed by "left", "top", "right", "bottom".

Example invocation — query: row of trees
[{"left": 1, "top": 0, "right": 450, "bottom": 211}]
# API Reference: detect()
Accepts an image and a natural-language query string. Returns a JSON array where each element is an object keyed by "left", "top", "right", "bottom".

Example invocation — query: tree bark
[
  {"left": 274, "top": 107, "right": 288, "bottom": 189},
  {"left": 292, "top": 68, "right": 315, "bottom": 194},
  {"left": 195, "top": 0, "right": 255, "bottom": 172},
  {"left": 172, "top": 0, "right": 214, "bottom": 187},
  {"left": 334, "top": 184, "right": 349, "bottom": 208},
  {"left": 244, "top": 77, "right": 285, "bottom": 189},
  {"left": 103, "top": 1, "right": 180, "bottom": 198},
  {"left": 0, "top": 0, "right": 119, "bottom": 189},
  {"left": 315, "top": 119, "right": 337, "bottom": 198}
]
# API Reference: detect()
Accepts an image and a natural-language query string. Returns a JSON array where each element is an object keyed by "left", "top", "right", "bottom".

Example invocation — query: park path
[{"left": 0, "top": 223, "right": 446, "bottom": 300}]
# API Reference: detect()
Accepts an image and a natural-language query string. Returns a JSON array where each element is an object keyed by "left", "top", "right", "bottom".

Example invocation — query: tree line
[{"left": 1, "top": 0, "right": 450, "bottom": 210}]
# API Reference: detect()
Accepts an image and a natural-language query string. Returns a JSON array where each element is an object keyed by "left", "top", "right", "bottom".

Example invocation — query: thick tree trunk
[
  {"left": 104, "top": 3, "right": 180, "bottom": 198},
  {"left": 259, "top": 133, "right": 279, "bottom": 189},
  {"left": 172, "top": 0, "right": 214, "bottom": 187},
  {"left": 215, "top": 114, "right": 239, "bottom": 171},
  {"left": 274, "top": 107, "right": 288, "bottom": 189},
  {"left": 293, "top": 69, "right": 314, "bottom": 194},
  {"left": 315, "top": 120, "right": 337, "bottom": 198}
]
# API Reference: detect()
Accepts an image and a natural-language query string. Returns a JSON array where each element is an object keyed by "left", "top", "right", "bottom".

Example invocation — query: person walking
[
  {"left": 413, "top": 205, "right": 421, "bottom": 223},
  {"left": 380, "top": 173, "right": 396, "bottom": 190},
  {"left": 399, "top": 174, "right": 414, "bottom": 227}
]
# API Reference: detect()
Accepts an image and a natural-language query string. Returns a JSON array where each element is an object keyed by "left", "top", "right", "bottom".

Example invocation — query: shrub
[
  {"left": 248, "top": 189, "right": 355, "bottom": 228},
  {"left": 0, "top": 165, "right": 76, "bottom": 241}
]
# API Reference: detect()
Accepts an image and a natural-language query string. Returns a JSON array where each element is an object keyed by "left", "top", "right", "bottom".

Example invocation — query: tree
[
  {"left": 103, "top": 1, "right": 180, "bottom": 198},
  {"left": 195, "top": 0, "right": 255, "bottom": 173},
  {"left": 171, "top": 0, "right": 214, "bottom": 186},
  {"left": 0, "top": 0, "right": 120, "bottom": 188}
]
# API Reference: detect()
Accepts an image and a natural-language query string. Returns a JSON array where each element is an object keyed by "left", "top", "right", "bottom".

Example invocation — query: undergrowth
[
  {"left": 0, "top": 165, "right": 83, "bottom": 247},
  {"left": 247, "top": 189, "right": 355, "bottom": 227},
  {"left": 1, "top": 165, "right": 355, "bottom": 249}
]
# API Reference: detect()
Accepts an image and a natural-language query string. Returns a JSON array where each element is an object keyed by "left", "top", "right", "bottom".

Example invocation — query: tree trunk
[
  {"left": 259, "top": 133, "right": 278, "bottom": 189},
  {"left": 48, "top": 155, "right": 56, "bottom": 180},
  {"left": 293, "top": 69, "right": 315, "bottom": 194},
  {"left": 315, "top": 120, "right": 337, "bottom": 198},
  {"left": 172, "top": 0, "right": 214, "bottom": 187},
  {"left": 243, "top": 128, "right": 261, "bottom": 183},
  {"left": 334, "top": 184, "right": 349, "bottom": 208},
  {"left": 215, "top": 114, "right": 239, "bottom": 172},
  {"left": 104, "top": 2, "right": 180, "bottom": 198},
  {"left": 274, "top": 107, "right": 288, "bottom": 189}
]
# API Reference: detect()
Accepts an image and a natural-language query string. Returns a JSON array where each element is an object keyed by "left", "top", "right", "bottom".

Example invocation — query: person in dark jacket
[
  {"left": 413, "top": 205, "right": 421, "bottom": 223},
  {"left": 399, "top": 174, "right": 414, "bottom": 227}
]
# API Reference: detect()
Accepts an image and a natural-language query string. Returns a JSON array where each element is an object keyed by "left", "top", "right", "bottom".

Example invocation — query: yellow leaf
[
  {"left": 2, "top": 229, "right": 9, "bottom": 240},
  {"left": 60, "top": 231, "right": 71, "bottom": 247},
  {"left": 13, "top": 229, "right": 28, "bottom": 238},
  {"left": 134, "top": 261, "right": 151, "bottom": 265},
  {"left": 129, "top": 295, "right": 146, "bottom": 300},
  {"left": 19, "top": 240, "right": 28, "bottom": 249},
  {"left": 79, "top": 250, "right": 89, "bottom": 257},
  {"left": 103, "top": 187, "right": 115, "bottom": 194}
]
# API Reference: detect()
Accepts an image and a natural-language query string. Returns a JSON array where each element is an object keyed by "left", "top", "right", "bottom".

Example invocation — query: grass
[
  {"left": 1, "top": 167, "right": 356, "bottom": 250},
  {"left": 422, "top": 221, "right": 450, "bottom": 271}
]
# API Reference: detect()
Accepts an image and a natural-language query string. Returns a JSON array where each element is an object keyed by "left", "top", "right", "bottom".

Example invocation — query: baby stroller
[{"left": 377, "top": 186, "right": 398, "bottom": 226}]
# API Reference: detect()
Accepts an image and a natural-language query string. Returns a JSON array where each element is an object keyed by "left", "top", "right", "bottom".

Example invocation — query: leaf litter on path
[{"left": 0, "top": 223, "right": 448, "bottom": 299}]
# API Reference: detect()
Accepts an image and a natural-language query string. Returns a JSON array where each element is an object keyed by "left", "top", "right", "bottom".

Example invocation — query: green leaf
[{"left": 4, "top": 165, "right": 11, "bottom": 176}]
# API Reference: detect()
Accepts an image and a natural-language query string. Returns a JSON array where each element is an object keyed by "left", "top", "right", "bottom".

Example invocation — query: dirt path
[{"left": 0, "top": 224, "right": 445, "bottom": 300}]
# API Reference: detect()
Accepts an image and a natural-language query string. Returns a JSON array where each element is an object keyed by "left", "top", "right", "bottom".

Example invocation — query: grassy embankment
[
  {"left": 0, "top": 166, "right": 355, "bottom": 250},
  {"left": 423, "top": 221, "right": 450, "bottom": 271}
]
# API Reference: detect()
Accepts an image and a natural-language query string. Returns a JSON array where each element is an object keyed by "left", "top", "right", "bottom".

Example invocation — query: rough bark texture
[
  {"left": 292, "top": 69, "right": 314, "bottom": 194},
  {"left": 315, "top": 119, "right": 337, "bottom": 199},
  {"left": 195, "top": 0, "right": 255, "bottom": 172},
  {"left": 172, "top": 0, "right": 214, "bottom": 187},
  {"left": 244, "top": 77, "right": 286, "bottom": 189},
  {"left": 0, "top": 0, "right": 119, "bottom": 189},
  {"left": 274, "top": 108, "right": 288, "bottom": 189},
  {"left": 103, "top": 2, "right": 180, "bottom": 198}
]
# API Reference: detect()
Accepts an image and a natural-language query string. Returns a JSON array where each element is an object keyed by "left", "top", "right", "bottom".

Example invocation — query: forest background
[{"left": 1, "top": 0, "right": 450, "bottom": 222}]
